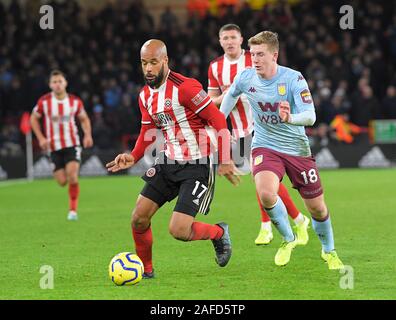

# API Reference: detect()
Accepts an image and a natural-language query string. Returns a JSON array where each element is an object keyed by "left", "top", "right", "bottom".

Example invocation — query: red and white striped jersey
[
  {"left": 138, "top": 71, "right": 216, "bottom": 161},
  {"left": 33, "top": 92, "right": 84, "bottom": 152},
  {"left": 208, "top": 49, "right": 253, "bottom": 138}
]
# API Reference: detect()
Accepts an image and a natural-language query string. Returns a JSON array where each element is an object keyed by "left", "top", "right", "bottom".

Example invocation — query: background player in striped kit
[
  {"left": 30, "top": 70, "right": 93, "bottom": 221},
  {"left": 106, "top": 39, "right": 239, "bottom": 278},
  {"left": 208, "top": 24, "right": 310, "bottom": 246}
]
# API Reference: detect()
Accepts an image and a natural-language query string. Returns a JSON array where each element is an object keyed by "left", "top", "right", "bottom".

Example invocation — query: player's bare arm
[
  {"left": 78, "top": 111, "right": 94, "bottom": 148},
  {"left": 106, "top": 153, "right": 135, "bottom": 172},
  {"left": 30, "top": 111, "right": 50, "bottom": 151},
  {"left": 208, "top": 88, "right": 222, "bottom": 106},
  {"left": 208, "top": 86, "right": 230, "bottom": 107}
]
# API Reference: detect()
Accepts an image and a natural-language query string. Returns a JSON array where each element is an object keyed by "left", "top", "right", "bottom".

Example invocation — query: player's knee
[
  {"left": 56, "top": 178, "right": 67, "bottom": 187},
  {"left": 131, "top": 206, "right": 151, "bottom": 231},
  {"left": 67, "top": 170, "right": 79, "bottom": 184},
  {"left": 131, "top": 212, "right": 150, "bottom": 231},
  {"left": 68, "top": 175, "right": 78, "bottom": 185},
  {"left": 168, "top": 224, "right": 190, "bottom": 241},
  {"left": 258, "top": 190, "right": 277, "bottom": 208},
  {"left": 307, "top": 202, "right": 327, "bottom": 218}
]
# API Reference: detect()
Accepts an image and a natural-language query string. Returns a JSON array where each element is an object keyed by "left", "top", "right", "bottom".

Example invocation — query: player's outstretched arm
[
  {"left": 218, "top": 163, "right": 241, "bottom": 186},
  {"left": 78, "top": 111, "right": 94, "bottom": 148},
  {"left": 219, "top": 89, "right": 239, "bottom": 118},
  {"left": 208, "top": 86, "right": 230, "bottom": 107},
  {"left": 30, "top": 112, "right": 49, "bottom": 151},
  {"left": 106, "top": 153, "right": 135, "bottom": 172},
  {"left": 107, "top": 121, "right": 156, "bottom": 173}
]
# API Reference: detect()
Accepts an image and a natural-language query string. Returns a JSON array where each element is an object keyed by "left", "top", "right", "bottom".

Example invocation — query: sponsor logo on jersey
[
  {"left": 258, "top": 101, "right": 279, "bottom": 112},
  {"left": 51, "top": 115, "right": 71, "bottom": 123},
  {"left": 248, "top": 87, "right": 256, "bottom": 93},
  {"left": 300, "top": 89, "right": 312, "bottom": 104},
  {"left": 258, "top": 114, "right": 284, "bottom": 125},
  {"left": 153, "top": 112, "right": 174, "bottom": 127},
  {"left": 277, "top": 83, "right": 287, "bottom": 96}
]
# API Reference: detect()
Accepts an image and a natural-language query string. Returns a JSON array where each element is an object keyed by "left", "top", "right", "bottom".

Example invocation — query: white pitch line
[{"left": 0, "top": 179, "right": 33, "bottom": 188}]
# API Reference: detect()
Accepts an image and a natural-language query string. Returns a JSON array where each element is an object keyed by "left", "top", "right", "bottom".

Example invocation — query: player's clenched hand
[
  {"left": 217, "top": 162, "right": 241, "bottom": 186},
  {"left": 279, "top": 101, "right": 291, "bottom": 123},
  {"left": 83, "top": 135, "right": 94, "bottom": 148},
  {"left": 38, "top": 137, "right": 50, "bottom": 151},
  {"left": 106, "top": 153, "right": 135, "bottom": 172},
  {"left": 220, "top": 85, "right": 230, "bottom": 93}
]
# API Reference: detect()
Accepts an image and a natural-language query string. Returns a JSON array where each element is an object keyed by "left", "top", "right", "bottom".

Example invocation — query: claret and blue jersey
[{"left": 226, "top": 65, "right": 315, "bottom": 157}]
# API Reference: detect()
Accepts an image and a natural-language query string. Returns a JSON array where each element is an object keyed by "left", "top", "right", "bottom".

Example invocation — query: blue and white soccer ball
[{"left": 108, "top": 252, "right": 144, "bottom": 286}]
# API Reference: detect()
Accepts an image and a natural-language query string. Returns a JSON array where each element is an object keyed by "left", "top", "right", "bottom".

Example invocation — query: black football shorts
[
  {"left": 50, "top": 146, "right": 82, "bottom": 172},
  {"left": 140, "top": 156, "right": 216, "bottom": 217}
]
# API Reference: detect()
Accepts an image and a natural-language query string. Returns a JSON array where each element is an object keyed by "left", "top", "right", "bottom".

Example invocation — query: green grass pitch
[{"left": 1, "top": 169, "right": 395, "bottom": 300}]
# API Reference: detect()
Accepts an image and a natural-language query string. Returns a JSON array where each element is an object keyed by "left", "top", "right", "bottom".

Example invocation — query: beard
[{"left": 144, "top": 65, "right": 165, "bottom": 89}]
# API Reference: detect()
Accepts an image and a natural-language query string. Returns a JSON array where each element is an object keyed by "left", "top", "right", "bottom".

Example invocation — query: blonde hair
[{"left": 248, "top": 31, "right": 279, "bottom": 52}]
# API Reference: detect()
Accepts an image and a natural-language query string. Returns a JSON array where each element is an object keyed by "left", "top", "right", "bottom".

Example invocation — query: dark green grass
[{"left": 0, "top": 169, "right": 395, "bottom": 300}]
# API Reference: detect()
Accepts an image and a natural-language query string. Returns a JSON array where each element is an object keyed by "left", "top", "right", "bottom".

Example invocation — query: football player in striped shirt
[
  {"left": 106, "top": 39, "right": 239, "bottom": 278},
  {"left": 208, "top": 24, "right": 310, "bottom": 246},
  {"left": 30, "top": 70, "right": 93, "bottom": 221}
]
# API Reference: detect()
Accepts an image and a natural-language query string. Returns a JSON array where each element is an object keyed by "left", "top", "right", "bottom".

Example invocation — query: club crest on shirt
[
  {"left": 164, "top": 98, "right": 172, "bottom": 111},
  {"left": 146, "top": 167, "right": 156, "bottom": 178},
  {"left": 277, "top": 83, "right": 287, "bottom": 96},
  {"left": 300, "top": 89, "right": 313, "bottom": 104},
  {"left": 254, "top": 155, "right": 263, "bottom": 166}
]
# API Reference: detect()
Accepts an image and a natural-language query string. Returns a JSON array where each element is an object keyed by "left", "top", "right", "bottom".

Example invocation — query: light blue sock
[
  {"left": 265, "top": 196, "right": 295, "bottom": 242},
  {"left": 312, "top": 215, "right": 335, "bottom": 253}
]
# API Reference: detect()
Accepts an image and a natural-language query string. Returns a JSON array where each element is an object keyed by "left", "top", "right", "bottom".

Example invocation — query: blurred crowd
[{"left": 0, "top": 0, "right": 396, "bottom": 156}]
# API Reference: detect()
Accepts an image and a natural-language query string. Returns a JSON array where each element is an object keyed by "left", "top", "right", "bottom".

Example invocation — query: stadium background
[{"left": 0, "top": 0, "right": 396, "bottom": 179}]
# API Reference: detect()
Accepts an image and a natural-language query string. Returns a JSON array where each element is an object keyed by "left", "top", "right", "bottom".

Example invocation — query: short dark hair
[
  {"left": 219, "top": 24, "right": 242, "bottom": 36},
  {"left": 49, "top": 70, "right": 66, "bottom": 80}
]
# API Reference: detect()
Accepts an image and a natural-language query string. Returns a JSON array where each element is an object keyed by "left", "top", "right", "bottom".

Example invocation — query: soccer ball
[{"left": 108, "top": 252, "right": 144, "bottom": 286}]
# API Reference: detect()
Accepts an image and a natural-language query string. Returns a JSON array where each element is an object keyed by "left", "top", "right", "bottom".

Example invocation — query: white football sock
[
  {"left": 261, "top": 221, "right": 272, "bottom": 231},
  {"left": 293, "top": 212, "right": 305, "bottom": 225}
]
